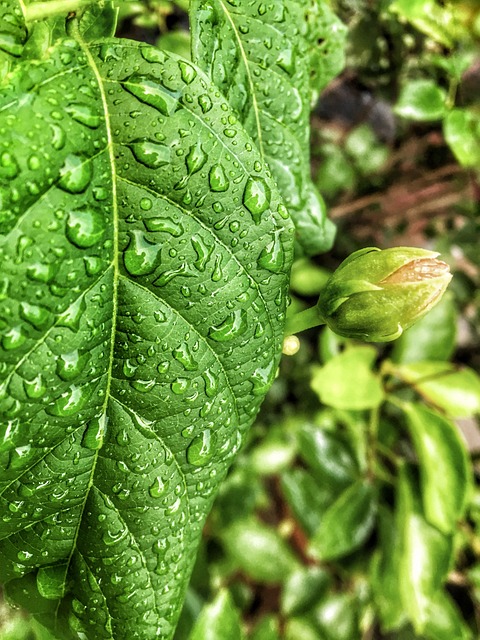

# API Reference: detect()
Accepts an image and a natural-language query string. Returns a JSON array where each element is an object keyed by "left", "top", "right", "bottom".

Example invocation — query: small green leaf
[
  {"left": 444, "top": 108, "right": 480, "bottom": 168},
  {"left": 281, "top": 468, "right": 331, "bottom": 536},
  {"left": 188, "top": 589, "right": 243, "bottom": 640},
  {"left": 309, "top": 480, "right": 377, "bottom": 561},
  {"left": 371, "top": 507, "right": 407, "bottom": 632},
  {"left": 311, "top": 346, "right": 384, "bottom": 410},
  {"left": 281, "top": 566, "right": 330, "bottom": 617},
  {"left": 297, "top": 425, "right": 358, "bottom": 489},
  {"left": 395, "top": 362, "right": 480, "bottom": 417},
  {"left": 397, "top": 465, "right": 453, "bottom": 633},
  {"left": 250, "top": 616, "right": 281, "bottom": 640},
  {"left": 391, "top": 292, "right": 457, "bottom": 363},
  {"left": 401, "top": 403, "right": 471, "bottom": 533},
  {"left": 312, "top": 592, "right": 359, "bottom": 640},
  {"left": 222, "top": 518, "right": 300, "bottom": 583},
  {"left": 389, "top": 0, "right": 457, "bottom": 47},
  {"left": 422, "top": 591, "right": 473, "bottom": 640},
  {"left": 284, "top": 617, "right": 321, "bottom": 640},
  {"left": 395, "top": 79, "right": 446, "bottom": 121}
]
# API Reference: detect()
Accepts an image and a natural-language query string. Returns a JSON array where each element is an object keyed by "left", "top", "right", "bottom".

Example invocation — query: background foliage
[{"left": 1, "top": 0, "right": 480, "bottom": 639}]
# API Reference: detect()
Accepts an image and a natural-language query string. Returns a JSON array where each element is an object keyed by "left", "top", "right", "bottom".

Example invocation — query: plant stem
[
  {"left": 24, "top": 0, "right": 96, "bottom": 22},
  {"left": 284, "top": 305, "right": 324, "bottom": 336}
]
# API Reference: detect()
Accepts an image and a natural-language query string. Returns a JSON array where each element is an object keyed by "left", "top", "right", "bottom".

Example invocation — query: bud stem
[{"left": 284, "top": 306, "right": 325, "bottom": 336}]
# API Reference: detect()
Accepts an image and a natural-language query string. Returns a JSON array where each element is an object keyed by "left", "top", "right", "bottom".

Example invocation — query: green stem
[
  {"left": 24, "top": 0, "right": 96, "bottom": 22},
  {"left": 284, "top": 305, "right": 325, "bottom": 336}
]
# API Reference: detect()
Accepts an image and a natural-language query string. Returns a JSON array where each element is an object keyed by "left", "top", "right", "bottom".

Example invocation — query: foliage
[{"left": 1, "top": 1, "right": 480, "bottom": 640}]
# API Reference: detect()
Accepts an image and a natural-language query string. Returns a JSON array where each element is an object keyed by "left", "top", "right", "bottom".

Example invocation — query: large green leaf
[
  {"left": 0, "top": 15, "right": 293, "bottom": 640},
  {"left": 190, "top": 0, "right": 345, "bottom": 256}
]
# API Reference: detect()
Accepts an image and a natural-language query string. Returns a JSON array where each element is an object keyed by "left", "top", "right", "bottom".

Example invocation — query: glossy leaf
[
  {"left": 0, "top": 19, "right": 293, "bottom": 640},
  {"left": 191, "top": 0, "right": 343, "bottom": 256},
  {"left": 309, "top": 480, "right": 377, "bottom": 561},
  {"left": 391, "top": 292, "right": 457, "bottom": 363},
  {"left": 397, "top": 465, "right": 453, "bottom": 633},
  {"left": 311, "top": 346, "right": 384, "bottom": 410},
  {"left": 188, "top": 589, "right": 243, "bottom": 640},
  {"left": 297, "top": 425, "right": 358, "bottom": 490},
  {"left": 444, "top": 108, "right": 480, "bottom": 168},
  {"left": 0, "top": 0, "right": 27, "bottom": 74},
  {"left": 281, "top": 467, "right": 331, "bottom": 536},
  {"left": 401, "top": 403, "right": 471, "bottom": 533},
  {"left": 312, "top": 592, "right": 358, "bottom": 640},
  {"left": 250, "top": 616, "right": 281, "bottom": 640},
  {"left": 281, "top": 566, "right": 330, "bottom": 617},
  {"left": 395, "top": 362, "right": 480, "bottom": 417},
  {"left": 422, "top": 591, "right": 472, "bottom": 640},
  {"left": 371, "top": 507, "right": 407, "bottom": 632},
  {"left": 221, "top": 518, "right": 300, "bottom": 583},
  {"left": 395, "top": 79, "right": 446, "bottom": 121}
]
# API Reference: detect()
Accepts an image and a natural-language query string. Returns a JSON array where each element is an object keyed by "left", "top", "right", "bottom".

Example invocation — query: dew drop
[
  {"left": 82, "top": 415, "right": 107, "bottom": 450},
  {"left": 23, "top": 374, "right": 46, "bottom": 399},
  {"left": 140, "top": 197, "right": 152, "bottom": 211},
  {"left": 20, "top": 302, "right": 50, "bottom": 330},
  {"left": 58, "top": 154, "right": 92, "bottom": 193},
  {"left": 66, "top": 103, "right": 102, "bottom": 128},
  {"left": 257, "top": 231, "right": 284, "bottom": 273},
  {"left": 144, "top": 216, "right": 182, "bottom": 237},
  {"left": 26, "top": 262, "right": 53, "bottom": 283},
  {"left": 129, "top": 140, "right": 170, "bottom": 169},
  {"left": 171, "top": 378, "right": 188, "bottom": 394},
  {"left": 202, "top": 369, "right": 218, "bottom": 398},
  {"left": 123, "top": 75, "right": 179, "bottom": 116},
  {"left": 65, "top": 208, "right": 106, "bottom": 249},
  {"left": 191, "top": 234, "right": 213, "bottom": 271},
  {"left": 198, "top": 94, "right": 213, "bottom": 113},
  {"left": 47, "top": 385, "right": 89, "bottom": 417},
  {"left": 187, "top": 429, "right": 216, "bottom": 466},
  {"left": 149, "top": 476, "right": 167, "bottom": 498},
  {"left": 173, "top": 343, "right": 198, "bottom": 371},
  {"left": 208, "top": 309, "right": 247, "bottom": 342},
  {"left": 178, "top": 60, "right": 197, "bottom": 84},
  {"left": 185, "top": 142, "right": 207, "bottom": 175},
  {"left": 130, "top": 379, "right": 156, "bottom": 393},
  {"left": 56, "top": 350, "right": 89, "bottom": 381},
  {"left": 123, "top": 230, "right": 161, "bottom": 276},
  {"left": 243, "top": 176, "right": 271, "bottom": 224},
  {"left": 2, "top": 326, "right": 25, "bottom": 350},
  {"left": 209, "top": 164, "right": 229, "bottom": 192},
  {"left": 57, "top": 296, "right": 86, "bottom": 331}
]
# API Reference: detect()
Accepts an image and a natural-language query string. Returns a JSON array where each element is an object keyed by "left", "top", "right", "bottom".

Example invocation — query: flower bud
[{"left": 317, "top": 247, "right": 452, "bottom": 342}]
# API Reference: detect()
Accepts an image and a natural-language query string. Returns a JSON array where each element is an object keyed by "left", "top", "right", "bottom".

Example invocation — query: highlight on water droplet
[
  {"left": 149, "top": 475, "right": 168, "bottom": 498},
  {"left": 66, "top": 208, "right": 106, "bottom": 249},
  {"left": 58, "top": 154, "right": 92, "bottom": 193},
  {"left": 129, "top": 140, "right": 170, "bottom": 169},
  {"left": 20, "top": 302, "right": 50, "bottom": 330},
  {"left": 208, "top": 309, "right": 247, "bottom": 342},
  {"left": 122, "top": 75, "right": 179, "bottom": 116},
  {"left": 185, "top": 142, "right": 207, "bottom": 175},
  {"left": 209, "top": 164, "right": 230, "bottom": 192},
  {"left": 82, "top": 415, "right": 107, "bottom": 450},
  {"left": 243, "top": 176, "right": 271, "bottom": 224},
  {"left": 257, "top": 231, "right": 284, "bottom": 273},
  {"left": 123, "top": 230, "right": 161, "bottom": 276},
  {"left": 187, "top": 429, "right": 216, "bottom": 467}
]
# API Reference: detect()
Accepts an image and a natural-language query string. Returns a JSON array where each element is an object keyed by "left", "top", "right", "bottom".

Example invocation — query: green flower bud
[{"left": 317, "top": 247, "right": 452, "bottom": 342}]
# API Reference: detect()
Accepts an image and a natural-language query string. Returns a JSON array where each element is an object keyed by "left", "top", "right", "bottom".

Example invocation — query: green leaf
[
  {"left": 188, "top": 589, "right": 243, "bottom": 640},
  {"left": 250, "top": 616, "right": 281, "bottom": 640},
  {"left": 401, "top": 403, "right": 471, "bottom": 533},
  {"left": 444, "top": 108, "right": 480, "bottom": 168},
  {"left": 395, "top": 362, "right": 480, "bottom": 418},
  {"left": 311, "top": 592, "right": 358, "bottom": 640},
  {"left": 422, "top": 591, "right": 472, "bottom": 640},
  {"left": 389, "top": 0, "right": 457, "bottom": 47},
  {"left": 190, "top": 0, "right": 339, "bottom": 256},
  {"left": 0, "top": 25, "right": 293, "bottom": 640},
  {"left": 311, "top": 346, "right": 384, "bottom": 410},
  {"left": 391, "top": 292, "right": 457, "bottom": 363},
  {"left": 221, "top": 518, "right": 300, "bottom": 583},
  {"left": 281, "top": 566, "right": 330, "bottom": 617},
  {"left": 0, "top": 0, "right": 27, "bottom": 73},
  {"left": 371, "top": 507, "right": 407, "bottom": 632},
  {"left": 281, "top": 468, "right": 330, "bottom": 536},
  {"left": 395, "top": 79, "right": 446, "bottom": 121},
  {"left": 297, "top": 425, "right": 358, "bottom": 490},
  {"left": 396, "top": 466, "right": 453, "bottom": 634},
  {"left": 309, "top": 480, "right": 377, "bottom": 561}
]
